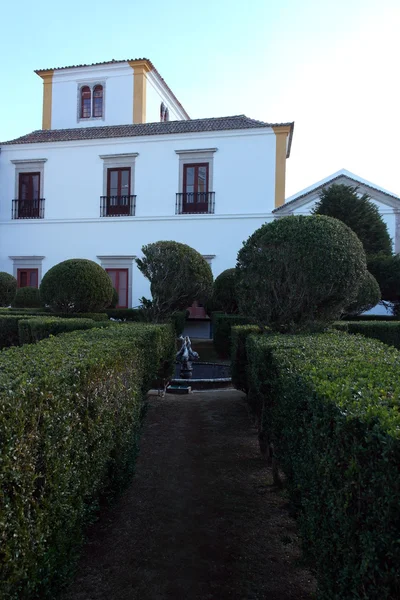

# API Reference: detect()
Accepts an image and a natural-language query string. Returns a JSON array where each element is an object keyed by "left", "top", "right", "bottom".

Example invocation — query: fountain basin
[{"left": 170, "top": 361, "right": 232, "bottom": 390}]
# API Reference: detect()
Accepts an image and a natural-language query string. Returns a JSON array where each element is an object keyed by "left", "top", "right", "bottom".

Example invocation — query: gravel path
[{"left": 61, "top": 390, "right": 315, "bottom": 600}]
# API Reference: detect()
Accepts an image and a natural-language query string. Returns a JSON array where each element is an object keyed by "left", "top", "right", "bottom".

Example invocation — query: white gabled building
[{"left": 0, "top": 58, "right": 293, "bottom": 332}]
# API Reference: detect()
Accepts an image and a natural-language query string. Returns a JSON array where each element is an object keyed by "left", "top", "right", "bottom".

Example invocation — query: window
[
  {"left": 106, "top": 168, "right": 131, "bottom": 216},
  {"left": 93, "top": 85, "right": 103, "bottom": 117},
  {"left": 160, "top": 102, "right": 169, "bottom": 122},
  {"left": 17, "top": 268, "right": 38, "bottom": 288},
  {"left": 18, "top": 172, "right": 40, "bottom": 218},
  {"left": 81, "top": 86, "right": 91, "bottom": 118},
  {"left": 182, "top": 163, "right": 209, "bottom": 213},
  {"left": 106, "top": 269, "right": 128, "bottom": 308}
]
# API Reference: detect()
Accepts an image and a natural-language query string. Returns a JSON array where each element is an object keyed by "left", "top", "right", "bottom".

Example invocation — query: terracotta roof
[
  {"left": 1, "top": 116, "right": 294, "bottom": 151},
  {"left": 273, "top": 170, "right": 400, "bottom": 213}
]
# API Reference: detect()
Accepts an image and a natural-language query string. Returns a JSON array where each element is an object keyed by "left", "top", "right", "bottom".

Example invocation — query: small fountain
[{"left": 167, "top": 336, "right": 231, "bottom": 394}]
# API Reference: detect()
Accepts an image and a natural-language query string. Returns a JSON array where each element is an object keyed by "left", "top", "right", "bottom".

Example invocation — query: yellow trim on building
[
  {"left": 272, "top": 125, "right": 291, "bottom": 208},
  {"left": 128, "top": 60, "right": 152, "bottom": 124},
  {"left": 36, "top": 70, "right": 54, "bottom": 130}
]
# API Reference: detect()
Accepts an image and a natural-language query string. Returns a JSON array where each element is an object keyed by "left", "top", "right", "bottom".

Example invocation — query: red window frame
[
  {"left": 17, "top": 268, "right": 39, "bottom": 288},
  {"left": 106, "top": 168, "right": 131, "bottom": 216},
  {"left": 18, "top": 172, "right": 41, "bottom": 218},
  {"left": 81, "top": 86, "right": 91, "bottom": 118},
  {"left": 93, "top": 85, "right": 103, "bottom": 117},
  {"left": 105, "top": 268, "right": 129, "bottom": 308},
  {"left": 182, "top": 163, "right": 209, "bottom": 213}
]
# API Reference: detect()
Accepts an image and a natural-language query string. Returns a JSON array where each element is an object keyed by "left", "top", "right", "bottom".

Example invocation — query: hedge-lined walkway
[{"left": 62, "top": 391, "right": 315, "bottom": 600}]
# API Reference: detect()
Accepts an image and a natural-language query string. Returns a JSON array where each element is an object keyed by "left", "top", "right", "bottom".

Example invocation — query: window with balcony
[
  {"left": 13, "top": 172, "right": 44, "bottom": 219},
  {"left": 17, "top": 268, "right": 38, "bottom": 288},
  {"left": 175, "top": 148, "right": 217, "bottom": 215},
  {"left": 99, "top": 153, "right": 138, "bottom": 217},
  {"left": 105, "top": 268, "right": 129, "bottom": 308}
]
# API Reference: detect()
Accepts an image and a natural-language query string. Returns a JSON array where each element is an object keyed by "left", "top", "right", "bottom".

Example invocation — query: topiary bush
[
  {"left": 40, "top": 259, "right": 114, "bottom": 313},
  {"left": 236, "top": 215, "right": 367, "bottom": 332},
  {"left": 210, "top": 268, "right": 238, "bottom": 314},
  {"left": 343, "top": 271, "right": 381, "bottom": 316},
  {"left": 213, "top": 313, "right": 254, "bottom": 357},
  {"left": 12, "top": 286, "right": 43, "bottom": 308},
  {"left": 0, "top": 272, "right": 17, "bottom": 307}
]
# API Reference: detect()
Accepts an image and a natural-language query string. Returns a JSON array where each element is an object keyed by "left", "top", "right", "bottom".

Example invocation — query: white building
[{"left": 0, "top": 58, "right": 293, "bottom": 333}]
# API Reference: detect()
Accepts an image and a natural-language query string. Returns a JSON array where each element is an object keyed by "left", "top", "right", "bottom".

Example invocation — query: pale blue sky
[{"left": 1, "top": 0, "right": 399, "bottom": 196}]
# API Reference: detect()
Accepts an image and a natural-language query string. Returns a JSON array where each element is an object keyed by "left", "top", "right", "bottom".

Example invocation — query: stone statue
[{"left": 176, "top": 336, "right": 199, "bottom": 378}]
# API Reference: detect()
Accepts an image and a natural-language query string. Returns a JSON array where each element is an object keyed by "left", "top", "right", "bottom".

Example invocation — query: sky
[{"left": 1, "top": 0, "right": 399, "bottom": 197}]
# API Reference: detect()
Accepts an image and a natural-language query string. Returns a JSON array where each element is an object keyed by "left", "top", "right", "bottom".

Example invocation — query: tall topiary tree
[
  {"left": 136, "top": 241, "right": 213, "bottom": 322},
  {"left": 236, "top": 215, "right": 367, "bottom": 332},
  {"left": 40, "top": 259, "right": 114, "bottom": 313},
  {"left": 0, "top": 272, "right": 17, "bottom": 307},
  {"left": 313, "top": 184, "right": 392, "bottom": 257},
  {"left": 210, "top": 268, "right": 238, "bottom": 314},
  {"left": 343, "top": 271, "right": 381, "bottom": 316}
]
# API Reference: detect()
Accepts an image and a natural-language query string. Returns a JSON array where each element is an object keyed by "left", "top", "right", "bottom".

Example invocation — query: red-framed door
[
  {"left": 183, "top": 163, "right": 209, "bottom": 213},
  {"left": 107, "top": 168, "right": 131, "bottom": 215},
  {"left": 18, "top": 173, "right": 40, "bottom": 218},
  {"left": 17, "top": 268, "right": 39, "bottom": 288},
  {"left": 106, "top": 268, "right": 129, "bottom": 308}
]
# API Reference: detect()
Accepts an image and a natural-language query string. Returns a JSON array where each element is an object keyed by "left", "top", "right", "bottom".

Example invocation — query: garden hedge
[
  {"left": 230, "top": 325, "right": 261, "bottom": 393},
  {"left": 17, "top": 317, "right": 109, "bottom": 345},
  {"left": 12, "top": 286, "right": 43, "bottom": 309},
  {"left": 213, "top": 313, "right": 254, "bottom": 357},
  {"left": 106, "top": 308, "right": 187, "bottom": 335},
  {"left": 0, "top": 323, "right": 175, "bottom": 599},
  {"left": 0, "top": 315, "right": 37, "bottom": 348},
  {"left": 238, "top": 331, "right": 400, "bottom": 599},
  {"left": 0, "top": 273, "right": 17, "bottom": 307},
  {"left": 334, "top": 320, "right": 400, "bottom": 350}
]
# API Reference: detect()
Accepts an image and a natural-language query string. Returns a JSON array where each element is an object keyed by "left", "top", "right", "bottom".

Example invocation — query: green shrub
[
  {"left": 40, "top": 259, "right": 114, "bottom": 313},
  {"left": 343, "top": 271, "right": 381, "bottom": 316},
  {"left": 0, "top": 315, "right": 36, "bottom": 348},
  {"left": 12, "top": 286, "right": 43, "bottom": 308},
  {"left": 18, "top": 317, "right": 107, "bottom": 345},
  {"left": 236, "top": 215, "right": 367, "bottom": 331},
  {"left": 213, "top": 314, "right": 254, "bottom": 357},
  {"left": 211, "top": 268, "right": 238, "bottom": 314},
  {"left": 231, "top": 325, "right": 260, "bottom": 393},
  {"left": 245, "top": 331, "right": 400, "bottom": 599},
  {"left": 0, "top": 323, "right": 175, "bottom": 599},
  {"left": 0, "top": 272, "right": 17, "bottom": 307},
  {"left": 334, "top": 320, "right": 400, "bottom": 349},
  {"left": 51, "top": 312, "right": 108, "bottom": 321},
  {"left": 368, "top": 253, "right": 400, "bottom": 303},
  {"left": 106, "top": 308, "right": 186, "bottom": 335}
]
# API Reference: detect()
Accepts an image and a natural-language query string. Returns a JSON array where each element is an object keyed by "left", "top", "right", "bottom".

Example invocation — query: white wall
[
  {"left": 51, "top": 64, "right": 134, "bottom": 129},
  {"left": 145, "top": 74, "right": 185, "bottom": 123},
  {"left": 0, "top": 127, "right": 276, "bottom": 306}
]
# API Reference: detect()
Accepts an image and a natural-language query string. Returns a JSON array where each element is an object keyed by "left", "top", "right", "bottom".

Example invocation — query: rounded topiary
[
  {"left": 236, "top": 215, "right": 367, "bottom": 331},
  {"left": 344, "top": 271, "right": 381, "bottom": 316},
  {"left": 0, "top": 272, "right": 17, "bottom": 307},
  {"left": 12, "top": 286, "right": 42, "bottom": 308},
  {"left": 109, "top": 287, "right": 119, "bottom": 308},
  {"left": 211, "top": 268, "right": 238, "bottom": 314},
  {"left": 40, "top": 259, "right": 114, "bottom": 313}
]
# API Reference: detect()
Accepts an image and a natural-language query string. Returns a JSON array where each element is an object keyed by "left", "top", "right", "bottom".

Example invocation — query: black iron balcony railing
[
  {"left": 176, "top": 192, "right": 215, "bottom": 215},
  {"left": 12, "top": 198, "right": 45, "bottom": 219},
  {"left": 100, "top": 195, "right": 136, "bottom": 217}
]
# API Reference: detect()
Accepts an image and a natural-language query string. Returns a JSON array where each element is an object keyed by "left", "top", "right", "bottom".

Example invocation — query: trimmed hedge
[
  {"left": 50, "top": 312, "right": 108, "bottom": 321},
  {"left": 18, "top": 317, "right": 108, "bottom": 345},
  {"left": 0, "top": 273, "right": 17, "bottom": 307},
  {"left": 0, "top": 315, "right": 37, "bottom": 348},
  {"left": 106, "top": 308, "right": 186, "bottom": 335},
  {"left": 213, "top": 313, "right": 254, "bottom": 357},
  {"left": 12, "top": 286, "right": 43, "bottom": 308},
  {"left": 231, "top": 325, "right": 261, "bottom": 393},
  {"left": 241, "top": 331, "right": 400, "bottom": 599},
  {"left": 334, "top": 320, "right": 400, "bottom": 350},
  {"left": 0, "top": 323, "right": 175, "bottom": 599}
]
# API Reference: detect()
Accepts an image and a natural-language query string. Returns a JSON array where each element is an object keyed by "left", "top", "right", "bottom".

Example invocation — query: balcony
[
  {"left": 100, "top": 195, "right": 136, "bottom": 217},
  {"left": 176, "top": 192, "right": 215, "bottom": 215},
  {"left": 12, "top": 199, "right": 45, "bottom": 219}
]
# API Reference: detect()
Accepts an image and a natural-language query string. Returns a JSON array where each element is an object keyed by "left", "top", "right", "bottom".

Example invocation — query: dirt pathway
[{"left": 61, "top": 391, "right": 315, "bottom": 600}]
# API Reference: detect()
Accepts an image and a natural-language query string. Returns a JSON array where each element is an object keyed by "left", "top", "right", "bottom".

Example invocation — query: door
[
  {"left": 183, "top": 164, "right": 209, "bottom": 213},
  {"left": 107, "top": 168, "right": 131, "bottom": 215},
  {"left": 18, "top": 173, "right": 40, "bottom": 218},
  {"left": 106, "top": 269, "right": 129, "bottom": 308},
  {"left": 17, "top": 268, "right": 39, "bottom": 288}
]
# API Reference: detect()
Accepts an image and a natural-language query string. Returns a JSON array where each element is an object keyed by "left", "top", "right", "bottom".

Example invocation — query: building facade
[{"left": 0, "top": 58, "right": 293, "bottom": 328}]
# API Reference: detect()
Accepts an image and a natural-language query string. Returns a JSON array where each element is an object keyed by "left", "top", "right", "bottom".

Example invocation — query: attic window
[
  {"left": 78, "top": 83, "right": 105, "bottom": 121},
  {"left": 93, "top": 85, "right": 103, "bottom": 117}
]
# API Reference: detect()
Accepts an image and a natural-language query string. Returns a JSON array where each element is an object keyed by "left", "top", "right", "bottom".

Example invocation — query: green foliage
[
  {"left": 236, "top": 215, "right": 367, "bottom": 332},
  {"left": 210, "top": 268, "right": 238, "bottom": 314},
  {"left": 12, "top": 287, "right": 42, "bottom": 308},
  {"left": 245, "top": 331, "right": 400, "bottom": 599},
  {"left": 40, "top": 259, "right": 114, "bottom": 313},
  {"left": 106, "top": 307, "right": 186, "bottom": 335},
  {"left": 18, "top": 317, "right": 107, "bottom": 345},
  {"left": 0, "top": 315, "right": 36, "bottom": 348},
  {"left": 213, "top": 314, "right": 254, "bottom": 357},
  {"left": 343, "top": 271, "right": 381, "bottom": 316},
  {"left": 230, "top": 325, "right": 260, "bottom": 393},
  {"left": 0, "top": 273, "right": 17, "bottom": 307},
  {"left": 368, "top": 253, "right": 400, "bottom": 303},
  {"left": 136, "top": 241, "right": 213, "bottom": 321},
  {"left": 0, "top": 323, "right": 175, "bottom": 599},
  {"left": 334, "top": 320, "right": 400, "bottom": 349},
  {"left": 313, "top": 183, "right": 393, "bottom": 256},
  {"left": 50, "top": 312, "right": 108, "bottom": 321}
]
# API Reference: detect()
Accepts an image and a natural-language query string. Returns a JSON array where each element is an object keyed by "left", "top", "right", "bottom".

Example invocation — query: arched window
[
  {"left": 81, "top": 86, "right": 91, "bottom": 118},
  {"left": 93, "top": 85, "right": 103, "bottom": 118}
]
